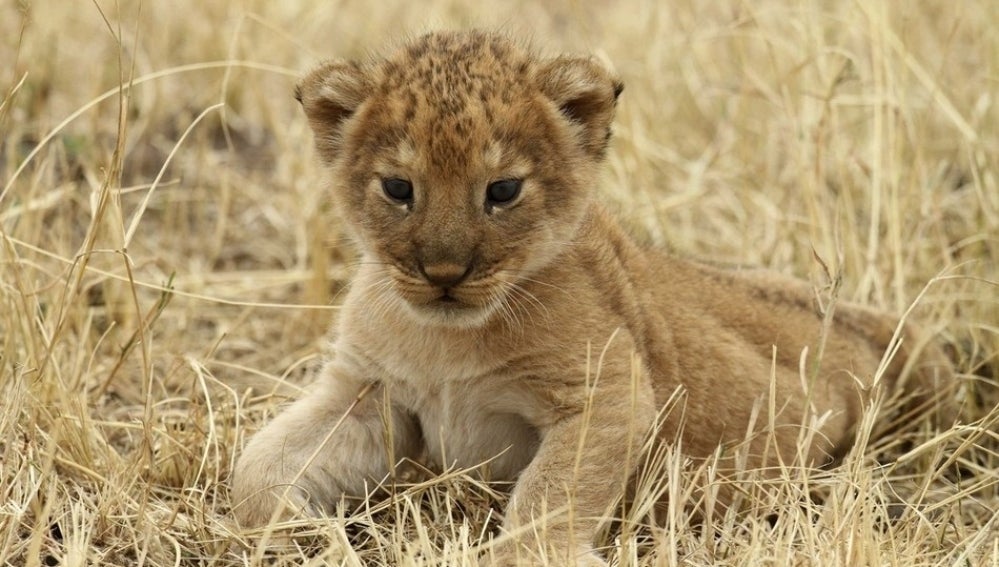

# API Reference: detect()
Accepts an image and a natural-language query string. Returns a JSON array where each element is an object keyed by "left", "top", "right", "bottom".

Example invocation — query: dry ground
[{"left": 1, "top": 1, "right": 997, "bottom": 565}]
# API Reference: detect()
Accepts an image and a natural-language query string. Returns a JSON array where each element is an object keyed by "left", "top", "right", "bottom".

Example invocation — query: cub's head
[{"left": 297, "top": 31, "right": 622, "bottom": 327}]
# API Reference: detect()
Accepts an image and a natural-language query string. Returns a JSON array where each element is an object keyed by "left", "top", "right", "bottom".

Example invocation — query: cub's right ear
[{"left": 295, "top": 60, "right": 369, "bottom": 164}]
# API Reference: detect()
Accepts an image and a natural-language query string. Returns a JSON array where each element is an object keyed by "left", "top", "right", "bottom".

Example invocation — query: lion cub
[{"left": 232, "top": 31, "right": 953, "bottom": 566}]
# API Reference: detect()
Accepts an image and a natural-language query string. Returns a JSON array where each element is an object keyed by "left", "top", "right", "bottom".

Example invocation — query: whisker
[
  {"left": 510, "top": 281, "right": 549, "bottom": 328},
  {"left": 495, "top": 280, "right": 527, "bottom": 331},
  {"left": 497, "top": 270, "right": 570, "bottom": 294},
  {"left": 508, "top": 282, "right": 551, "bottom": 324},
  {"left": 357, "top": 269, "right": 400, "bottom": 322},
  {"left": 504, "top": 286, "right": 533, "bottom": 329}
]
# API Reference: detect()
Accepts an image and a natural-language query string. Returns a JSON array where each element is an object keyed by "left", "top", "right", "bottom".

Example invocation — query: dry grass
[{"left": 1, "top": 1, "right": 997, "bottom": 565}]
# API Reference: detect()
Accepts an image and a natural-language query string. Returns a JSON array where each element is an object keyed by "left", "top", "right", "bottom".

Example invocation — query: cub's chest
[
  {"left": 344, "top": 316, "right": 544, "bottom": 479},
  {"left": 396, "top": 379, "right": 541, "bottom": 481}
]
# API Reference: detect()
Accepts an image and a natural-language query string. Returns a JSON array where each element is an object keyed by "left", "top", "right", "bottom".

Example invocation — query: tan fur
[{"left": 231, "top": 31, "right": 954, "bottom": 566}]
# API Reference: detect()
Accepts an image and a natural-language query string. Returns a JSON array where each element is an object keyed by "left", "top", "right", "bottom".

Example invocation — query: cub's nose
[{"left": 419, "top": 261, "right": 472, "bottom": 288}]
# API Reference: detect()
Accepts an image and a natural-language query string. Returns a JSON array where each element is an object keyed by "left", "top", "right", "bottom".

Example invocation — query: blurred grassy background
[{"left": 1, "top": 1, "right": 996, "bottom": 565}]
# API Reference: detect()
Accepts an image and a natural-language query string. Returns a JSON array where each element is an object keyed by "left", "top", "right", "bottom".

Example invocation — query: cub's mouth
[
  {"left": 435, "top": 292, "right": 460, "bottom": 304},
  {"left": 424, "top": 288, "right": 479, "bottom": 309},
  {"left": 392, "top": 279, "right": 504, "bottom": 327}
]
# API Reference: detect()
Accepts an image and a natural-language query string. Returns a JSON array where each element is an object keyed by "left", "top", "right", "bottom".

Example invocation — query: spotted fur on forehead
[
  {"left": 360, "top": 32, "right": 539, "bottom": 173},
  {"left": 379, "top": 32, "right": 531, "bottom": 110}
]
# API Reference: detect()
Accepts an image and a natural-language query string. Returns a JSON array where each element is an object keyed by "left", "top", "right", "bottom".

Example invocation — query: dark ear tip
[
  {"left": 613, "top": 81, "right": 624, "bottom": 100},
  {"left": 293, "top": 83, "right": 304, "bottom": 104}
]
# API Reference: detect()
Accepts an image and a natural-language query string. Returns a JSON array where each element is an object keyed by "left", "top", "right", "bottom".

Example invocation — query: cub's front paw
[
  {"left": 230, "top": 437, "right": 340, "bottom": 527},
  {"left": 230, "top": 462, "right": 316, "bottom": 527}
]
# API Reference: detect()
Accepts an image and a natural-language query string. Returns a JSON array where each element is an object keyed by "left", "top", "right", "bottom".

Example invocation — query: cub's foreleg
[
  {"left": 490, "top": 345, "right": 656, "bottom": 567},
  {"left": 231, "top": 370, "right": 420, "bottom": 527}
]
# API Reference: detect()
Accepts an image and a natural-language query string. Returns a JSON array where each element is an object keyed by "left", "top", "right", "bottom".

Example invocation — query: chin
[{"left": 401, "top": 298, "right": 498, "bottom": 329}]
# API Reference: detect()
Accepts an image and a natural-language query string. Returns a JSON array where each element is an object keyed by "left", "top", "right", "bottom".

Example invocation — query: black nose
[{"left": 419, "top": 261, "right": 472, "bottom": 288}]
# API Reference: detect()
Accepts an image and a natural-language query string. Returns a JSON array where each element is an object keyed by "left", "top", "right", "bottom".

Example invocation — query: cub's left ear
[{"left": 537, "top": 56, "right": 624, "bottom": 159}]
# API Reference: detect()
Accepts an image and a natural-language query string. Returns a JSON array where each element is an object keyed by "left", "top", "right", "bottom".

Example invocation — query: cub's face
[{"left": 297, "top": 32, "right": 622, "bottom": 327}]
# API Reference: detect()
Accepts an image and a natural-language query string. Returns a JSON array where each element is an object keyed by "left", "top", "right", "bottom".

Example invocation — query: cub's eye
[
  {"left": 486, "top": 179, "right": 522, "bottom": 207},
  {"left": 381, "top": 177, "right": 414, "bottom": 204}
]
